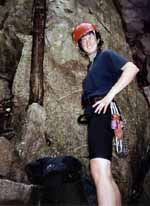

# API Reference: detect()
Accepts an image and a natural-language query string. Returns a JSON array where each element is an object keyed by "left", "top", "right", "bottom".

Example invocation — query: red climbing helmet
[{"left": 72, "top": 22, "right": 96, "bottom": 44}]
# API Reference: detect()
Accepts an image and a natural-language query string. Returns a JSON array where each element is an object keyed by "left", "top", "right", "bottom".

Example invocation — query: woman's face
[{"left": 80, "top": 31, "right": 97, "bottom": 55}]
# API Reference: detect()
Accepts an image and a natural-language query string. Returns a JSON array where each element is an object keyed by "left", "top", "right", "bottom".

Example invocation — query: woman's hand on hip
[{"left": 92, "top": 94, "right": 114, "bottom": 114}]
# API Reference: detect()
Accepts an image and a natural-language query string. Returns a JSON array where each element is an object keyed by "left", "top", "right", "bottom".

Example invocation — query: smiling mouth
[{"left": 87, "top": 46, "right": 95, "bottom": 49}]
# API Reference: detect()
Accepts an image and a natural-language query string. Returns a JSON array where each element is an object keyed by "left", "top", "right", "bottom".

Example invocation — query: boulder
[{"left": 0, "top": 179, "right": 33, "bottom": 204}]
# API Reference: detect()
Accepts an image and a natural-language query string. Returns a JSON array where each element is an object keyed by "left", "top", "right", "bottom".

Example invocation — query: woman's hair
[{"left": 78, "top": 30, "right": 104, "bottom": 57}]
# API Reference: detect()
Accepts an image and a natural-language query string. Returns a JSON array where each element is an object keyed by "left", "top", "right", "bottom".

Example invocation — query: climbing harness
[
  {"left": 110, "top": 101, "right": 128, "bottom": 157},
  {"left": 78, "top": 97, "right": 128, "bottom": 157},
  {"left": 77, "top": 114, "right": 89, "bottom": 125},
  {"left": 78, "top": 96, "right": 103, "bottom": 125}
]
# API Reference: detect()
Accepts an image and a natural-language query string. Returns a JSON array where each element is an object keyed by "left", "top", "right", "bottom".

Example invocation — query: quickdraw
[{"left": 110, "top": 101, "right": 128, "bottom": 157}]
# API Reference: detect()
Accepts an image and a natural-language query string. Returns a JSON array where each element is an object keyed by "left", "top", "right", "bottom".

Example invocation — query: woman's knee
[{"left": 90, "top": 158, "right": 112, "bottom": 181}]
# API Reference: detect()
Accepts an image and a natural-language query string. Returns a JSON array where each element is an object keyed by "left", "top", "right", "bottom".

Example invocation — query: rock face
[
  {"left": 0, "top": 179, "right": 33, "bottom": 204},
  {"left": 0, "top": 0, "right": 150, "bottom": 204},
  {"left": 114, "top": 0, "right": 150, "bottom": 102},
  {"left": 0, "top": 29, "right": 23, "bottom": 101},
  {"left": 0, "top": 135, "right": 26, "bottom": 183},
  {"left": 17, "top": 103, "right": 47, "bottom": 162}
]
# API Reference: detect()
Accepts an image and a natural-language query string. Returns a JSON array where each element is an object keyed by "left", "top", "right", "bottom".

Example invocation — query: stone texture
[
  {"left": 12, "top": 34, "right": 32, "bottom": 106},
  {"left": 0, "top": 5, "right": 7, "bottom": 29},
  {"left": 0, "top": 136, "right": 25, "bottom": 182},
  {"left": 0, "top": 29, "right": 23, "bottom": 83},
  {"left": 17, "top": 103, "right": 47, "bottom": 162},
  {"left": 0, "top": 79, "right": 10, "bottom": 101},
  {"left": 114, "top": 0, "right": 150, "bottom": 100},
  {"left": 0, "top": 136, "right": 13, "bottom": 178},
  {"left": 12, "top": 34, "right": 32, "bottom": 136},
  {"left": 3, "top": 0, "right": 34, "bottom": 34},
  {"left": 0, "top": 179, "right": 33, "bottom": 203}
]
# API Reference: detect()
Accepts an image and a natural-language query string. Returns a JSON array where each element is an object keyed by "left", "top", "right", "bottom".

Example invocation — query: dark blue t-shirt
[{"left": 82, "top": 49, "right": 128, "bottom": 99}]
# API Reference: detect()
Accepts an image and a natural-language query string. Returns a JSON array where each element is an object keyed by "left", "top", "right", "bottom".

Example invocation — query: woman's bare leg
[{"left": 90, "top": 158, "right": 121, "bottom": 206}]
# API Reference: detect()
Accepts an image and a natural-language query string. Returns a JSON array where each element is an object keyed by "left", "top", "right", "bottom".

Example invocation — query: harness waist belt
[{"left": 82, "top": 96, "right": 103, "bottom": 107}]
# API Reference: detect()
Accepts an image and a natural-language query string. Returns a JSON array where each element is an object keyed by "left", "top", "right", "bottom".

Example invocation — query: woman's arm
[{"left": 93, "top": 62, "right": 139, "bottom": 114}]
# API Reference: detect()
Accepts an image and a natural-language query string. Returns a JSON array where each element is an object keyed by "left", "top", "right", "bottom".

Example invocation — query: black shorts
[{"left": 87, "top": 106, "right": 114, "bottom": 161}]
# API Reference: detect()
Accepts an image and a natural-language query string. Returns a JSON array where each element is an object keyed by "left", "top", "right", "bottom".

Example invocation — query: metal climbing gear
[{"left": 110, "top": 101, "right": 128, "bottom": 157}]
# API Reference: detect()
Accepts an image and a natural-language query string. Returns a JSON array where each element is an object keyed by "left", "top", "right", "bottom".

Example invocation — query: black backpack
[{"left": 25, "top": 156, "right": 88, "bottom": 205}]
